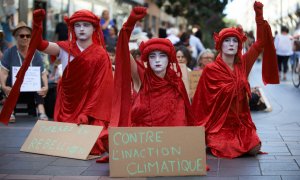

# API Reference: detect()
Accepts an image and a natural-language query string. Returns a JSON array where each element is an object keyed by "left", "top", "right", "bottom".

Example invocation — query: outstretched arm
[
  {"left": 33, "top": 9, "right": 60, "bottom": 56},
  {"left": 122, "top": 7, "right": 147, "bottom": 91},
  {"left": 244, "top": 1, "right": 265, "bottom": 74}
]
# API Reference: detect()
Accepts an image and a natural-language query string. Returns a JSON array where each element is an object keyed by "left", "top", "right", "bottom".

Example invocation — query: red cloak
[{"left": 55, "top": 41, "right": 113, "bottom": 154}]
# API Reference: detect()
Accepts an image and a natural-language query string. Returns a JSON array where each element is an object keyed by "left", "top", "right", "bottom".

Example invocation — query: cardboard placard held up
[
  {"left": 20, "top": 120, "right": 103, "bottom": 160},
  {"left": 189, "top": 70, "right": 202, "bottom": 99},
  {"left": 109, "top": 126, "right": 206, "bottom": 177}
]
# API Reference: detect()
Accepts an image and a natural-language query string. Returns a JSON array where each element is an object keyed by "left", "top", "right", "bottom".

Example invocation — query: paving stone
[
  {"left": 275, "top": 155, "right": 300, "bottom": 160},
  {"left": 261, "top": 141, "right": 287, "bottom": 147},
  {"left": 36, "top": 166, "right": 88, "bottom": 176},
  {"left": 85, "top": 163, "right": 109, "bottom": 171},
  {"left": 0, "top": 147, "right": 22, "bottom": 154},
  {"left": 238, "top": 176, "right": 281, "bottom": 180},
  {"left": 260, "top": 146, "right": 289, "bottom": 153},
  {"left": 52, "top": 176, "right": 100, "bottom": 180},
  {"left": 260, "top": 162, "right": 299, "bottom": 171},
  {"left": 262, "top": 170, "right": 300, "bottom": 175},
  {"left": 255, "top": 155, "right": 276, "bottom": 160},
  {"left": 81, "top": 170, "right": 109, "bottom": 176},
  {"left": 281, "top": 176, "right": 300, "bottom": 180},
  {"left": 220, "top": 158, "right": 259, "bottom": 168},
  {"left": 218, "top": 167, "right": 261, "bottom": 176},
  {"left": 277, "top": 123, "right": 300, "bottom": 130},
  {"left": 0, "top": 161, "right": 50, "bottom": 170},
  {"left": 258, "top": 159, "right": 295, "bottom": 163},
  {"left": 257, "top": 133, "right": 283, "bottom": 141},
  {"left": 290, "top": 150, "right": 300, "bottom": 156},
  {"left": 3, "top": 175, "right": 51, "bottom": 179},
  {"left": 50, "top": 158, "right": 93, "bottom": 167},
  {"left": 14, "top": 155, "right": 58, "bottom": 162},
  {"left": 263, "top": 152, "right": 291, "bottom": 156},
  {"left": 279, "top": 131, "right": 300, "bottom": 137},
  {"left": 206, "top": 159, "right": 219, "bottom": 172},
  {"left": 282, "top": 136, "right": 300, "bottom": 142},
  {"left": 0, "top": 137, "right": 26, "bottom": 148},
  {"left": 0, "top": 169, "right": 38, "bottom": 175},
  {"left": 147, "top": 177, "right": 237, "bottom": 180},
  {"left": 0, "top": 174, "right": 7, "bottom": 178}
]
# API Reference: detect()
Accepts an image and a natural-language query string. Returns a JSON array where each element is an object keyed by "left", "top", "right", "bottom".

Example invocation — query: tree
[{"left": 154, "top": 0, "right": 228, "bottom": 48}]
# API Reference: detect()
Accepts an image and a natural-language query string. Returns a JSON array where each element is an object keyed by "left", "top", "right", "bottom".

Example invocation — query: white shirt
[
  {"left": 57, "top": 42, "right": 84, "bottom": 72},
  {"left": 274, "top": 34, "right": 293, "bottom": 56}
]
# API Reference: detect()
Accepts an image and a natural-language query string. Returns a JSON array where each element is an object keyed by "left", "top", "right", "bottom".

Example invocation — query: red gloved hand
[
  {"left": 33, "top": 9, "right": 49, "bottom": 51},
  {"left": 77, "top": 114, "right": 89, "bottom": 125},
  {"left": 125, "top": 6, "right": 147, "bottom": 28},
  {"left": 33, "top": 9, "right": 46, "bottom": 28},
  {"left": 254, "top": 1, "right": 264, "bottom": 23}
]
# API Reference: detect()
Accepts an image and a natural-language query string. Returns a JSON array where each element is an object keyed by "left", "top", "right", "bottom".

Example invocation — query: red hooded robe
[
  {"left": 192, "top": 9, "right": 279, "bottom": 158},
  {"left": 110, "top": 12, "right": 194, "bottom": 127},
  {"left": 54, "top": 10, "right": 113, "bottom": 154}
]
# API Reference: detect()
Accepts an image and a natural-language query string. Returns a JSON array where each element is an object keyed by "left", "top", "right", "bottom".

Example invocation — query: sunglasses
[{"left": 19, "top": 34, "right": 31, "bottom": 39}]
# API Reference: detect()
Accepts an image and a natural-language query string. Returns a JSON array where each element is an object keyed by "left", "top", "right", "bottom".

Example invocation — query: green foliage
[{"left": 154, "top": 0, "right": 229, "bottom": 48}]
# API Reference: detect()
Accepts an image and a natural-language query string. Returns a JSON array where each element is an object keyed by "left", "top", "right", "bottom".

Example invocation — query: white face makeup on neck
[
  {"left": 148, "top": 50, "right": 169, "bottom": 78},
  {"left": 74, "top": 21, "right": 94, "bottom": 41},
  {"left": 221, "top": 36, "right": 238, "bottom": 56}
]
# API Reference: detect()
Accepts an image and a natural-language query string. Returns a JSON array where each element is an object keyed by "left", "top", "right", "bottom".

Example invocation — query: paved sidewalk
[{"left": 0, "top": 62, "right": 300, "bottom": 180}]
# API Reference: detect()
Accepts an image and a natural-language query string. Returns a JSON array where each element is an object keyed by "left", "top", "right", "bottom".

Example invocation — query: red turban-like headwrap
[
  {"left": 64, "top": 9, "right": 105, "bottom": 47},
  {"left": 139, "top": 38, "right": 182, "bottom": 78},
  {"left": 213, "top": 27, "right": 247, "bottom": 61}
]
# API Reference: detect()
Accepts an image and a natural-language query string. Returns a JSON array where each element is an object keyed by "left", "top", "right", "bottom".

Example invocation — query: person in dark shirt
[{"left": 54, "top": 14, "right": 68, "bottom": 41}]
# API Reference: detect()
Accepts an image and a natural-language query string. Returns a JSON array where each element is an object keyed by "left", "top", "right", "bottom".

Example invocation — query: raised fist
[
  {"left": 131, "top": 6, "right": 147, "bottom": 21},
  {"left": 254, "top": 1, "right": 263, "bottom": 19},
  {"left": 77, "top": 114, "right": 89, "bottom": 125},
  {"left": 33, "top": 9, "right": 46, "bottom": 25}
]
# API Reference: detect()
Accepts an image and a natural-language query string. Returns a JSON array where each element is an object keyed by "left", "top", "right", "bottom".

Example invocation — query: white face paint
[
  {"left": 221, "top": 36, "right": 238, "bottom": 56},
  {"left": 74, "top": 21, "right": 94, "bottom": 41},
  {"left": 148, "top": 50, "right": 169, "bottom": 78}
]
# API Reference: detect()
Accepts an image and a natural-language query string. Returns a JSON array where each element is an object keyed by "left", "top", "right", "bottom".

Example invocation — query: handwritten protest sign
[
  {"left": 109, "top": 127, "right": 206, "bottom": 177},
  {"left": 12, "top": 66, "right": 41, "bottom": 92},
  {"left": 20, "top": 121, "right": 103, "bottom": 160},
  {"left": 189, "top": 70, "right": 202, "bottom": 99}
]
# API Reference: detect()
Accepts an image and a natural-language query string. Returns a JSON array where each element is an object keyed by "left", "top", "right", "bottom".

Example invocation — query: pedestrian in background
[
  {"left": 0, "top": 21, "right": 48, "bottom": 123},
  {"left": 274, "top": 26, "right": 293, "bottom": 80}
]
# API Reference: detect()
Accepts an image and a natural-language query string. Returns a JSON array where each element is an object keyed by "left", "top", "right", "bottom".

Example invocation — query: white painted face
[
  {"left": 148, "top": 50, "right": 169, "bottom": 78},
  {"left": 74, "top": 21, "right": 94, "bottom": 41},
  {"left": 221, "top": 36, "right": 238, "bottom": 56}
]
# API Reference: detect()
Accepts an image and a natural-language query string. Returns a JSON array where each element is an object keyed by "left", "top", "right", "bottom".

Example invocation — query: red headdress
[
  {"left": 64, "top": 10, "right": 105, "bottom": 47},
  {"left": 213, "top": 27, "right": 247, "bottom": 61},
  {"left": 139, "top": 38, "right": 182, "bottom": 78}
]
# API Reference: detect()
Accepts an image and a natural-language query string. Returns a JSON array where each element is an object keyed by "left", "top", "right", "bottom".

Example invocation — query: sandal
[{"left": 38, "top": 113, "right": 48, "bottom": 121}]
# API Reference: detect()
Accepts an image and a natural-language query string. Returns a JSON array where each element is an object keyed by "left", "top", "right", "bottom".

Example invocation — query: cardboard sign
[
  {"left": 20, "top": 120, "right": 103, "bottom": 160},
  {"left": 109, "top": 126, "right": 206, "bottom": 177},
  {"left": 188, "top": 70, "right": 202, "bottom": 99},
  {"left": 12, "top": 66, "right": 41, "bottom": 92}
]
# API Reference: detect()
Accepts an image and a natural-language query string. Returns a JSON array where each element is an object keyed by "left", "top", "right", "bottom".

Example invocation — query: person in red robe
[
  {"left": 110, "top": 7, "right": 194, "bottom": 128},
  {"left": 32, "top": 9, "right": 113, "bottom": 155},
  {"left": 192, "top": 1, "right": 279, "bottom": 158}
]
